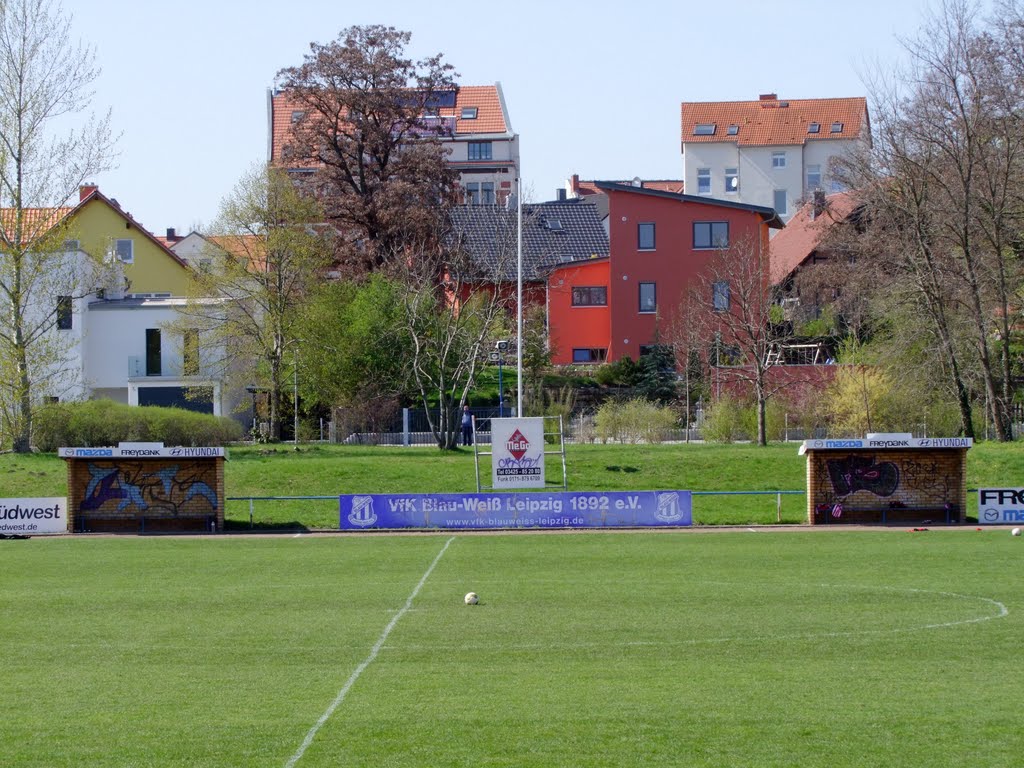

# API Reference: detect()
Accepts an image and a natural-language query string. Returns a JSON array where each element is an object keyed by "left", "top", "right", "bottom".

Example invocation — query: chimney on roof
[
  {"left": 166, "top": 228, "right": 177, "bottom": 241},
  {"left": 556, "top": 188, "right": 566, "bottom": 202},
  {"left": 570, "top": 174, "right": 580, "bottom": 195},
  {"left": 80, "top": 183, "right": 98, "bottom": 202},
  {"left": 759, "top": 93, "right": 778, "bottom": 101},
  {"left": 812, "top": 189, "right": 826, "bottom": 220}
]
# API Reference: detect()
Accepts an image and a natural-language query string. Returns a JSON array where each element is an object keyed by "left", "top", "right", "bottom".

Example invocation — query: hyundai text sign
[
  {"left": 978, "top": 488, "right": 1024, "bottom": 524},
  {"left": 0, "top": 498, "right": 67, "bottom": 534},
  {"left": 491, "top": 417, "right": 545, "bottom": 489}
]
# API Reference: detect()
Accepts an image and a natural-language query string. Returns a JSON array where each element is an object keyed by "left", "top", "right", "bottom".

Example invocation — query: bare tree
[
  {"left": 275, "top": 25, "right": 459, "bottom": 274},
  {"left": 398, "top": 215, "right": 516, "bottom": 450},
  {"left": 837, "top": 0, "right": 1024, "bottom": 440},
  {"left": 0, "top": 0, "right": 115, "bottom": 451},
  {"left": 688, "top": 234, "right": 798, "bottom": 446},
  {"left": 175, "top": 165, "right": 330, "bottom": 441}
]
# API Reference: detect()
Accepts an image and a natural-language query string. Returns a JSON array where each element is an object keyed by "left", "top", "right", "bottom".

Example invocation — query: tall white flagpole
[{"left": 516, "top": 169, "right": 523, "bottom": 415}]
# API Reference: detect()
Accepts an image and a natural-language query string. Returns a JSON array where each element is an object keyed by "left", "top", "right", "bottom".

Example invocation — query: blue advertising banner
[{"left": 340, "top": 490, "right": 692, "bottom": 529}]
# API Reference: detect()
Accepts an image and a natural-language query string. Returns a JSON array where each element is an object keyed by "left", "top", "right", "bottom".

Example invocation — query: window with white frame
[
  {"left": 114, "top": 238, "right": 133, "bottom": 263},
  {"left": 480, "top": 182, "right": 495, "bottom": 204},
  {"left": 772, "top": 151, "right": 786, "bottom": 169},
  {"left": 697, "top": 168, "right": 711, "bottom": 195},
  {"left": 639, "top": 282, "right": 656, "bottom": 313},
  {"left": 725, "top": 168, "right": 739, "bottom": 194},
  {"left": 465, "top": 183, "right": 480, "bottom": 205},
  {"left": 806, "top": 165, "right": 822, "bottom": 191}
]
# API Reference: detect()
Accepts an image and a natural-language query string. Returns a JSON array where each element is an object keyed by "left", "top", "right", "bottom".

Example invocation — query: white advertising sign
[
  {"left": 977, "top": 488, "right": 1024, "bottom": 525},
  {"left": 0, "top": 497, "right": 67, "bottom": 535},
  {"left": 58, "top": 445, "right": 225, "bottom": 458},
  {"left": 491, "top": 417, "right": 546, "bottom": 489}
]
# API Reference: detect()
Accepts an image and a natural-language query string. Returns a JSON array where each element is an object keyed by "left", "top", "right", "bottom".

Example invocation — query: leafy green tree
[
  {"left": 176, "top": 165, "right": 330, "bottom": 440},
  {"left": 296, "top": 275, "right": 412, "bottom": 417},
  {"left": 0, "top": 0, "right": 115, "bottom": 451}
]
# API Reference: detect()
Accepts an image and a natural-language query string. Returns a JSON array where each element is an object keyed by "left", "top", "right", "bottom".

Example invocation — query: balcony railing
[{"left": 128, "top": 356, "right": 209, "bottom": 379}]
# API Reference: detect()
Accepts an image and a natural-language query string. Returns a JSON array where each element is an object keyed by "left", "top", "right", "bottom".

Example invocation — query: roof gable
[
  {"left": 594, "top": 181, "right": 784, "bottom": 228},
  {"left": 449, "top": 199, "right": 609, "bottom": 280},
  {"left": 769, "top": 191, "right": 858, "bottom": 285},
  {"left": 681, "top": 96, "right": 868, "bottom": 147}
]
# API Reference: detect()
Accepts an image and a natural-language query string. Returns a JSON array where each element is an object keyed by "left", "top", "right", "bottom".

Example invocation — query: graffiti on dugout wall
[
  {"left": 79, "top": 462, "right": 218, "bottom": 514},
  {"left": 826, "top": 454, "right": 900, "bottom": 497}
]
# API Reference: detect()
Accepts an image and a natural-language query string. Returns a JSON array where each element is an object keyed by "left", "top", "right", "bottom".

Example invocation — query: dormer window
[
  {"left": 831, "top": 121, "right": 844, "bottom": 133},
  {"left": 727, "top": 124, "right": 739, "bottom": 135},
  {"left": 808, "top": 122, "right": 820, "bottom": 134},
  {"left": 461, "top": 107, "right": 478, "bottom": 119},
  {"left": 693, "top": 123, "right": 716, "bottom": 136}
]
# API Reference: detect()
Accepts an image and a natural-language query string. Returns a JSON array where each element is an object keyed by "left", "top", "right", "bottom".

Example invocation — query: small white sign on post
[
  {"left": 0, "top": 497, "right": 67, "bottom": 535},
  {"left": 491, "top": 417, "right": 546, "bottom": 489}
]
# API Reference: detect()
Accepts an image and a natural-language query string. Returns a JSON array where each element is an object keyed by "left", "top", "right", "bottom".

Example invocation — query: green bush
[
  {"left": 702, "top": 396, "right": 749, "bottom": 443},
  {"left": 594, "top": 356, "right": 640, "bottom": 387},
  {"left": 594, "top": 399, "right": 679, "bottom": 444},
  {"left": 33, "top": 399, "right": 243, "bottom": 451}
]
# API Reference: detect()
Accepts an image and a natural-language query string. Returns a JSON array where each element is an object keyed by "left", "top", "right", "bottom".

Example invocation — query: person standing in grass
[{"left": 461, "top": 405, "right": 474, "bottom": 446}]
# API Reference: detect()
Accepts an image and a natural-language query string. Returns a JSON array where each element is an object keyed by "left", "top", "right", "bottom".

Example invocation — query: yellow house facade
[{"left": 68, "top": 185, "right": 192, "bottom": 295}]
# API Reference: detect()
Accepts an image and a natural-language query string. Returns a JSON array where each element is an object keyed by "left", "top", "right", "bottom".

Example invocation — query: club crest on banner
[{"left": 348, "top": 496, "right": 377, "bottom": 527}]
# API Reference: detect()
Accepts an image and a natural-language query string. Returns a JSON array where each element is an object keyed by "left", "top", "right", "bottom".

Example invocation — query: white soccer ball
[
  {"left": 1012, "top": 528, "right": 1021, "bottom": 537},
  {"left": 464, "top": 592, "right": 479, "bottom": 605}
]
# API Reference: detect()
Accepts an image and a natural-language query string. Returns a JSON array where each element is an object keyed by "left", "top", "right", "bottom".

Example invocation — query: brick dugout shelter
[
  {"left": 59, "top": 443, "right": 225, "bottom": 533},
  {"left": 800, "top": 435, "right": 972, "bottom": 525}
]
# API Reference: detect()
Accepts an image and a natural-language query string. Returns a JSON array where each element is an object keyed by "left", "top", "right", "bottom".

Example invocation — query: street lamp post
[{"left": 495, "top": 340, "right": 509, "bottom": 418}]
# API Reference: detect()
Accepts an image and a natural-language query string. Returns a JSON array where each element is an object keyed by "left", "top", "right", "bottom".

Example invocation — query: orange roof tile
[
  {"left": 271, "top": 84, "right": 509, "bottom": 164},
  {"left": 0, "top": 207, "right": 72, "bottom": 242},
  {"left": 1, "top": 189, "right": 189, "bottom": 269},
  {"left": 769, "top": 191, "right": 858, "bottom": 285},
  {"left": 681, "top": 96, "right": 868, "bottom": 147}
]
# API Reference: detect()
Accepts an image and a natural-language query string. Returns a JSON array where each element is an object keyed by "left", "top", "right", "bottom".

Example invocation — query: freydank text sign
[
  {"left": 340, "top": 491, "right": 692, "bottom": 530},
  {"left": 978, "top": 488, "right": 1024, "bottom": 524},
  {"left": 0, "top": 497, "right": 67, "bottom": 535},
  {"left": 491, "top": 417, "right": 545, "bottom": 489}
]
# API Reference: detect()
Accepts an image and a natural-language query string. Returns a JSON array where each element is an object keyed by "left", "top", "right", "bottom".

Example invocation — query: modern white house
[
  {"left": 680, "top": 93, "right": 870, "bottom": 222},
  {"left": 3, "top": 187, "right": 230, "bottom": 419}
]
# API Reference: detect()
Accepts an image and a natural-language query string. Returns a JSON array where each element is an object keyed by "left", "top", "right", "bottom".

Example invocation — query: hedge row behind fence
[{"left": 33, "top": 399, "right": 243, "bottom": 451}]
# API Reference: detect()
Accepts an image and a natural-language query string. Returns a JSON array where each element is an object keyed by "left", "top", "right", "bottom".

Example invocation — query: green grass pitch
[{"left": 2, "top": 530, "right": 1022, "bottom": 767}]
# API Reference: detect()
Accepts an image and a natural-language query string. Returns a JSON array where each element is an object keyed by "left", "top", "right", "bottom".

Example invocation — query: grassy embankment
[{"left": 2, "top": 441, "right": 1021, "bottom": 529}]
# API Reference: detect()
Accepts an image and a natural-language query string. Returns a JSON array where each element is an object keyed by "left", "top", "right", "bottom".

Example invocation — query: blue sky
[{"left": 70, "top": 0, "right": 939, "bottom": 235}]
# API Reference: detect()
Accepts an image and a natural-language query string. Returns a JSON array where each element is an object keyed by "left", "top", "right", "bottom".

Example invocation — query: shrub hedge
[{"left": 33, "top": 399, "right": 243, "bottom": 451}]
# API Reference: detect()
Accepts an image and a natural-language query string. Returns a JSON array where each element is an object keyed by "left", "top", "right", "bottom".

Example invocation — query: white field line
[
  {"left": 384, "top": 585, "right": 1008, "bottom": 653},
  {"left": 283, "top": 536, "right": 455, "bottom": 768}
]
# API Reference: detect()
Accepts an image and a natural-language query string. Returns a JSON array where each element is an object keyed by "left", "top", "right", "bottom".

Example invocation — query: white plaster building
[{"left": 680, "top": 94, "right": 870, "bottom": 223}]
